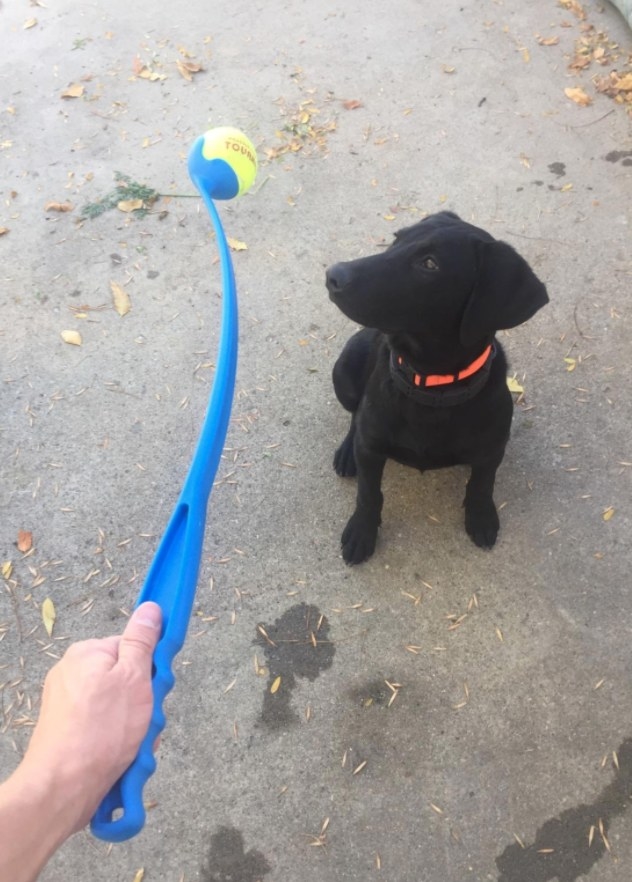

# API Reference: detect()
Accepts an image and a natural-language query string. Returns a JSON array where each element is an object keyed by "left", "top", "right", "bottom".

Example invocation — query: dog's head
[{"left": 326, "top": 211, "right": 548, "bottom": 347}]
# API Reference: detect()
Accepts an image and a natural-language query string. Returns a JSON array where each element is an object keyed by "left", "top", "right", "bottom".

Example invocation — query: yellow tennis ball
[{"left": 199, "top": 127, "right": 258, "bottom": 198}]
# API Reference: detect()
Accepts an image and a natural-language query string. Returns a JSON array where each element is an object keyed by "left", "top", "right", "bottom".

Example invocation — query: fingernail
[{"left": 134, "top": 602, "right": 162, "bottom": 629}]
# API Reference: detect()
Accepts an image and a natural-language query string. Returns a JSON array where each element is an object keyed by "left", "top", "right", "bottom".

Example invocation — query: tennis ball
[{"left": 187, "top": 127, "right": 257, "bottom": 200}]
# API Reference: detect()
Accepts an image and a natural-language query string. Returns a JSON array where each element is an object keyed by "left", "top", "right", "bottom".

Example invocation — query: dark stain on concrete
[
  {"left": 348, "top": 677, "right": 395, "bottom": 708},
  {"left": 605, "top": 150, "right": 632, "bottom": 165},
  {"left": 496, "top": 737, "right": 632, "bottom": 882},
  {"left": 255, "top": 602, "right": 335, "bottom": 730},
  {"left": 200, "top": 826, "right": 271, "bottom": 882},
  {"left": 548, "top": 162, "right": 566, "bottom": 177}
]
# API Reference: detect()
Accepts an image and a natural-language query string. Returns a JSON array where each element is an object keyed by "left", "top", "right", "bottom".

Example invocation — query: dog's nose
[{"left": 326, "top": 262, "right": 350, "bottom": 295}]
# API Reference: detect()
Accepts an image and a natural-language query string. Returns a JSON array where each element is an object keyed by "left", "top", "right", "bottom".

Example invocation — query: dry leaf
[
  {"left": 0, "top": 228, "right": 9, "bottom": 236},
  {"left": 17, "top": 530, "right": 33, "bottom": 553},
  {"left": 1, "top": 561, "right": 12, "bottom": 579},
  {"left": 442, "top": 65, "right": 456, "bottom": 74},
  {"left": 270, "top": 676, "right": 281, "bottom": 694},
  {"left": 132, "top": 870, "right": 145, "bottom": 882},
  {"left": 117, "top": 198, "right": 144, "bottom": 213},
  {"left": 564, "top": 87, "right": 592, "bottom": 106},
  {"left": 42, "top": 598, "right": 56, "bottom": 636},
  {"left": 44, "top": 201, "right": 74, "bottom": 213},
  {"left": 24, "top": 17, "right": 38, "bottom": 29},
  {"left": 176, "top": 60, "right": 204, "bottom": 81},
  {"left": 507, "top": 377, "right": 524, "bottom": 394},
  {"left": 61, "top": 330, "right": 82, "bottom": 346},
  {"left": 342, "top": 99, "right": 363, "bottom": 110},
  {"left": 111, "top": 281, "right": 131, "bottom": 316},
  {"left": 138, "top": 67, "right": 166, "bottom": 82},
  {"left": 537, "top": 36, "right": 560, "bottom": 46},
  {"left": 612, "top": 72, "right": 632, "bottom": 92},
  {"left": 227, "top": 237, "right": 248, "bottom": 252},
  {"left": 61, "top": 84, "right": 85, "bottom": 99},
  {"left": 602, "top": 507, "right": 615, "bottom": 521}
]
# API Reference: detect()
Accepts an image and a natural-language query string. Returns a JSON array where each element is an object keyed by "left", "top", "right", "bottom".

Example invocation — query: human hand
[{"left": 22, "top": 601, "right": 162, "bottom": 833}]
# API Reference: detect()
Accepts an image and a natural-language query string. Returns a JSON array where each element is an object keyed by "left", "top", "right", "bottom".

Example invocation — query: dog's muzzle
[{"left": 326, "top": 263, "right": 352, "bottom": 300}]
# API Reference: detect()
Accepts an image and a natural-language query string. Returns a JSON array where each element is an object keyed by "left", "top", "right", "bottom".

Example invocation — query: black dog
[{"left": 326, "top": 211, "right": 548, "bottom": 565}]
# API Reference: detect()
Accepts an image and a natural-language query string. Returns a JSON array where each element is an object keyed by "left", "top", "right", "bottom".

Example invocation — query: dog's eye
[{"left": 416, "top": 256, "right": 439, "bottom": 271}]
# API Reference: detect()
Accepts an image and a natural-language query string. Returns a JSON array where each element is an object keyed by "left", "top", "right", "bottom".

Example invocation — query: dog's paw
[
  {"left": 334, "top": 438, "right": 357, "bottom": 477},
  {"left": 341, "top": 513, "right": 378, "bottom": 564},
  {"left": 465, "top": 501, "right": 499, "bottom": 549}
]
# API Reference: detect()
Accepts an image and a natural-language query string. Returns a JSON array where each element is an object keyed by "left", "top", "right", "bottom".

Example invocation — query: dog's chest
[{"left": 387, "top": 408, "right": 464, "bottom": 469}]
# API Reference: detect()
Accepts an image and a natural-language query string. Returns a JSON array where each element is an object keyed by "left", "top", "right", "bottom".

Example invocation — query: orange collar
[
  {"left": 390, "top": 344, "right": 495, "bottom": 407},
  {"left": 396, "top": 344, "right": 493, "bottom": 388}
]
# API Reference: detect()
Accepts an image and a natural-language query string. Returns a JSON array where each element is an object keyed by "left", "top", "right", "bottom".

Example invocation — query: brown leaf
[
  {"left": 17, "top": 531, "right": 33, "bottom": 553},
  {"left": 612, "top": 72, "right": 632, "bottom": 92},
  {"left": 342, "top": 99, "right": 364, "bottom": 110},
  {"left": 537, "top": 35, "right": 560, "bottom": 46},
  {"left": 0, "top": 227, "right": 9, "bottom": 236},
  {"left": 176, "top": 60, "right": 204, "bottom": 81},
  {"left": 61, "top": 84, "right": 85, "bottom": 99},
  {"left": 44, "top": 201, "right": 74, "bottom": 213},
  {"left": 564, "top": 86, "right": 592, "bottom": 106},
  {"left": 111, "top": 281, "right": 131, "bottom": 316}
]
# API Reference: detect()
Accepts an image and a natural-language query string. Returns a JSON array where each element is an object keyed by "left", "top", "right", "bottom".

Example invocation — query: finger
[{"left": 117, "top": 601, "right": 162, "bottom": 673}]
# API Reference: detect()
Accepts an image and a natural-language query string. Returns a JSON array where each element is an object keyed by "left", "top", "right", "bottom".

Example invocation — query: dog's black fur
[{"left": 326, "top": 211, "right": 548, "bottom": 565}]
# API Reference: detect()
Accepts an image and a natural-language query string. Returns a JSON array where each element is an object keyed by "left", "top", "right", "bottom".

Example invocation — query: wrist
[{"left": 0, "top": 758, "right": 83, "bottom": 882}]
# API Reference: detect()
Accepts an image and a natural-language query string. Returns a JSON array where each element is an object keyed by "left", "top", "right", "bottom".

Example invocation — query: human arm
[{"left": 0, "top": 601, "right": 161, "bottom": 882}]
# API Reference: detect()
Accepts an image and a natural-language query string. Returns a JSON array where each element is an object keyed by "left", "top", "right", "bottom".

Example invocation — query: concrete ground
[{"left": 1, "top": 0, "right": 632, "bottom": 879}]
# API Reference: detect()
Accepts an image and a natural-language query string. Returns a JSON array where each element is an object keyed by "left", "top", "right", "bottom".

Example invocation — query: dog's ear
[{"left": 460, "top": 240, "right": 549, "bottom": 346}]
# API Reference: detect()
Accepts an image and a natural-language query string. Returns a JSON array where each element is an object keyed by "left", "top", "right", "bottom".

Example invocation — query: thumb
[{"left": 117, "top": 601, "right": 162, "bottom": 673}]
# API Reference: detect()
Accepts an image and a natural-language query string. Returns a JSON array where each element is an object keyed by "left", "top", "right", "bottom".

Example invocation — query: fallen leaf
[
  {"left": 564, "top": 86, "right": 592, "bottom": 106},
  {"left": 138, "top": 67, "right": 167, "bottom": 82},
  {"left": 111, "top": 281, "right": 131, "bottom": 316},
  {"left": 17, "top": 531, "right": 33, "bottom": 553},
  {"left": 132, "top": 870, "right": 145, "bottom": 882},
  {"left": 227, "top": 237, "right": 248, "bottom": 252},
  {"left": 117, "top": 198, "right": 144, "bottom": 213},
  {"left": 442, "top": 65, "right": 456, "bottom": 74},
  {"left": 521, "top": 48, "right": 530, "bottom": 63},
  {"left": 612, "top": 72, "right": 632, "bottom": 92},
  {"left": 61, "top": 84, "right": 85, "bottom": 99},
  {"left": 270, "top": 676, "right": 281, "bottom": 694},
  {"left": 342, "top": 99, "right": 363, "bottom": 110},
  {"left": 61, "top": 330, "right": 82, "bottom": 346},
  {"left": 564, "top": 357, "right": 577, "bottom": 372},
  {"left": 42, "top": 598, "right": 56, "bottom": 636},
  {"left": 176, "top": 60, "right": 204, "bottom": 81},
  {"left": 537, "top": 35, "right": 560, "bottom": 46},
  {"left": 560, "top": 183, "right": 573, "bottom": 192},
  {"left": 44, "top": 201, "right": 74, "bottom": 212},
  {"left": 507, "top": 377, "right": 524, "bottom": 394},
  {"left": 24, "top": 17, "right": 38, "bottom": 29},
  {"left": 0, "top": 227, "right": 9, "bottom": 236},
  {"left": 1, "top": 561, "right": 12, "bottom": 579},
  {"left": 602, "top": 507, "right": 615, "bottom": 522}
]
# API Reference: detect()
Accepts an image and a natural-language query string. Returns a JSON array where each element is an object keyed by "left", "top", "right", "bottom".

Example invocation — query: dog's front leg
[
  {"left": 341, "top": 447, "right": 386, "bottom": 564},
  {"left": 464, "top": 455, "right": 503, "bottom": 548}
]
